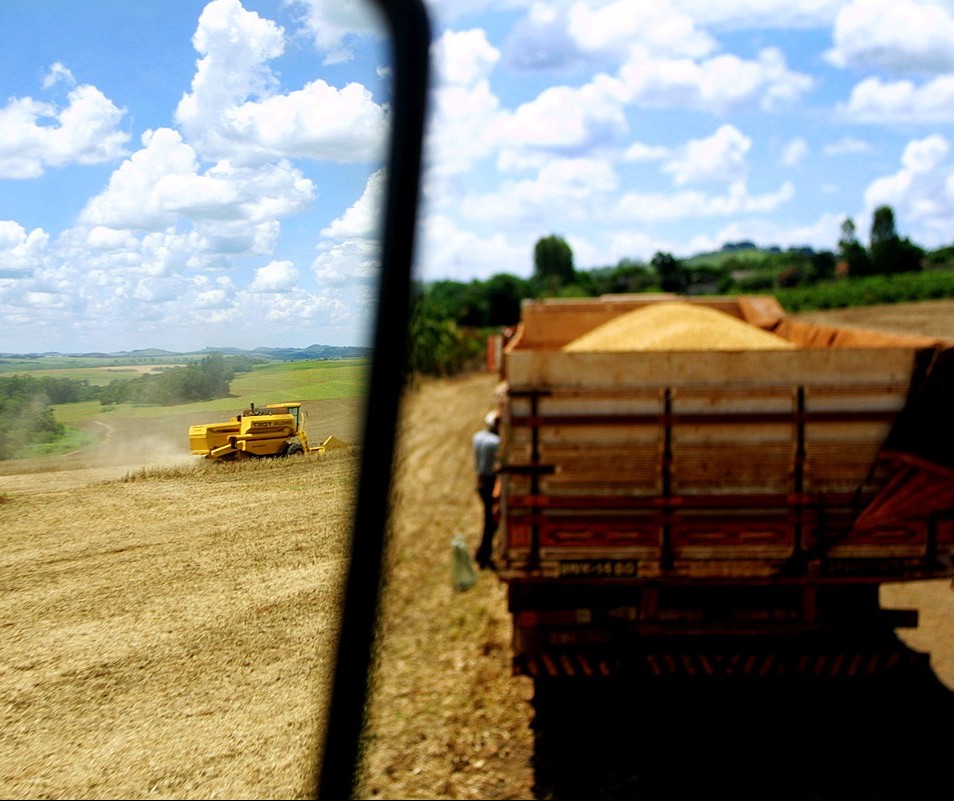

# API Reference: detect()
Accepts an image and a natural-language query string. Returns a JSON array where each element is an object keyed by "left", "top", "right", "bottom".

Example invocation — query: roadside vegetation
[
  {"left": 0, "top": 353, "right": 255, "bottom": 460},
  {"left": 408, "top": 203, "right": 954, "bottom": 375}
]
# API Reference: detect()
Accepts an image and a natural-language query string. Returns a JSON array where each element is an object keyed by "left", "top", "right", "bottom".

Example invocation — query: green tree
[
  {"left": 651, "top": 251, "right": 687, "bottom": 293},
  {"left": 838, "top": 217, "right": 872, "bottom": 277},
  {"left": 533, "top": 234, "right": 575, "bottom": 290},
  {"left": 483, "top": 273, "right": 526, "bottom": 326},
  {"left": 869, "top": 205, "right": 922, "bottom": 274}
]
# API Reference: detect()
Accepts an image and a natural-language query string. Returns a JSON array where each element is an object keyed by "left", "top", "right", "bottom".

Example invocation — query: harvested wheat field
[{"left": 3, "top": 301, "right": 954, "bottom": 800}]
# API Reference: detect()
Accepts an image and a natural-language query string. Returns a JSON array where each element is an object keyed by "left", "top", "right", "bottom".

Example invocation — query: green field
[
  {"left": 0, "top": 363, "right": 193, "bottom": 386},
  {"left": 1, "top": 357, "right": 370, "bottom": 460},
  {"left": 0, "top": 355, "right": 197, "bottom": 377},
  {"left": 48, "top": 358, "right": 369, "bottom": 422}
]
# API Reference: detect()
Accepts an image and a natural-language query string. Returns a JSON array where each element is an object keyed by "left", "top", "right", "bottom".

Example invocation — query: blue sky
[{"left": 2, "top": 0, "right": 954, "bottom": 353}]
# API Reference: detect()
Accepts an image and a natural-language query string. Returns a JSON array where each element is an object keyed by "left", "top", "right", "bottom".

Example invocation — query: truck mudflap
[{"left": 515, "top": 637, "right": 930, "bottom": 681}]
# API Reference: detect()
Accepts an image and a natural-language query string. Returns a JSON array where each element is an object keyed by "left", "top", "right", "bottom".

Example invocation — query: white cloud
[
  {"left": 606, "top": 229, "right": 675, "bottom": 262},
  {"left": 827, "top": 0, "right": 954, "bottom": 73},
  {"left": 248, "top": 259, "right": 298, "bottom": 293},
  {"left": 426, "top": 29, "right": 506, "bottom": 177},
  {"left": 840, "top": 74, "right": 954, "bottom": 122},
  {"left": 460, "top": 158, "right": 618, "bottom": 222},
  {"left": 313, "top": 169, "right": 386, "bottom": 289},
  {"left": 863, "top": 134, "right": 954, "bottom": 246},
  {"left": 175, "top": 0, "right": 387, "bottom": 165},
  {"left": 708, "top": 211, "right": 847, "bottom": 253},
  {"left": 568, "top": 1, "right": 716, "bottom": 59},
  {"left": 823, "top": 136, "right": 874, "bottom": 155},
  {"left": 670, "top": 0, "right": 845, "bottom": 29},
  {"left": 192, "top": 275, "right": 236, "bottom": 309},
  {"left": 321, "top": 169, "right": 386, "bottom": 239},
  {"left": 0, "top": 221, "right": 49, "bottom": 276},
  {"left": 663, "top": 124, "right": 752, "bottom": 185},
  {"left": 617, "top": 46, "right": 812, "bottom": 114},
  {"left": 312, "top": 239, "right": 380, "bottom": 285},
  {"left": 0, "top": 84, "right": 129, "bottom": 179},
  {"left": 499, "top": 78, "right": 628, "bottom": 156},
  {"left": 42, "top": 62, "right": 75, "bottom": 89},
  {"left": 414, "top": 213, "right": 531, "bottom": 282},
  {"left": 901, "top": 133, "right": 949, "bottom": 171},
  {"left": 288, "top": 0, "right": 386, "bottom": 64},
  {"left": 434, "top": 28, "right": 501, "bottom": 85},
  {"left": 624, "top": 141, "right": 671, "bottom": 161},
  {"left": 614, "top": 180, "right": 795, "bottom": 221},
  {"left": 133, "top": 277, "right": 180, "bottom": 303},
  {"left": 779, "top": 137, "right": 809, "bottom": 167},
  {"left": 223, "top": 79, "right": 389, "bottom": 163},
  {"left": 79, "top": 128, "right": 314, "bottom": 236}
]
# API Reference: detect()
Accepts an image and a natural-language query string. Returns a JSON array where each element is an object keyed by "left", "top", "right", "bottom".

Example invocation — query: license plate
[{"left": 557, "top": 560, "right": 637, "bottom": 578}]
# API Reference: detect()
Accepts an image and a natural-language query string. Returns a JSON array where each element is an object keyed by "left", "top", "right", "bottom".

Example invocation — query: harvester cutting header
[{"left": 188, "top": 402, "right": 347, "bottom": 461}]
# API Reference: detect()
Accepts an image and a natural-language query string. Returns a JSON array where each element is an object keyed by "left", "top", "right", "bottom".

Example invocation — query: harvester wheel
[{"left": 285, "top": 440, "right": 304, "bottom": 456}]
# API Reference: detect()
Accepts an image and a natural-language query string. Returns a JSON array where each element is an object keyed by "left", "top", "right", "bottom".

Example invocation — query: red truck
[{"left": 490, "top": 294, "right": 954, "bottom": 685}]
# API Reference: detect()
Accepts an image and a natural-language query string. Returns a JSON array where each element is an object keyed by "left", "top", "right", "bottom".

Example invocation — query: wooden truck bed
[{"left": 494, "top": 295, "right": 954, "bottom": 678}]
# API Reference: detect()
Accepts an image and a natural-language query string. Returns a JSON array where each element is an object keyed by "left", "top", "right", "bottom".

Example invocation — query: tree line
[
  {"left": 0, "top": 353, "right": 257, "bottom": 460},
  {"left": 407, "top": 204, "right": 952, "bottom": 375}
]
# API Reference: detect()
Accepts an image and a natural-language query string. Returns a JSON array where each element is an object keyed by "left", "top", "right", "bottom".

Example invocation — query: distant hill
[
  {"left": 0, "top": 345, "right": 371, "bottom": 361},
  {"left": 202, "top": 344, "right": 371, "bottom": 361}
]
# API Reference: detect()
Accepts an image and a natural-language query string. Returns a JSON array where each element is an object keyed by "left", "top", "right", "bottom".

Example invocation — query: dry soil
[{"left": 2, "top": 302, "right": 954, "bottom": 800}]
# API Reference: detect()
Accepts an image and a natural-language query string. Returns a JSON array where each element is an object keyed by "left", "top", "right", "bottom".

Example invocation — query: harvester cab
[{"left": 189, "top": 401, "right": 310, "bottom": 460}]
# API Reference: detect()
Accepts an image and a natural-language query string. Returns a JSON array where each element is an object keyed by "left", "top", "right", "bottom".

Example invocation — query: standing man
[{"left": 473, "top": 410, "right": 501, "bottom": 570}]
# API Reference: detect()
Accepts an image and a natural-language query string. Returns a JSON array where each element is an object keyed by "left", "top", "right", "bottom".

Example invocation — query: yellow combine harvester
[{"left": 188, "top": 401, "right": 347, "bottom": 460}]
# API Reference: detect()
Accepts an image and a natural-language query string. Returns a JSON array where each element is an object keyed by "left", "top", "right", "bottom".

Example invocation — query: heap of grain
[{"left": 562, "top": 301, "right": 796, "bottom": 352}]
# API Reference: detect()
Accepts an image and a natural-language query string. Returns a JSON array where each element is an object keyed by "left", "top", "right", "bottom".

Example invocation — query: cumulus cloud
[
  {"left": 414, "top": 213, "right": 532, "bottom": 282},
  {"left": 79, "top": 128, "right": 314, "bottom": 235},
  {"left": 840, "top": 74, "right": 954, "bottom": 122},
  {"left": 614, "top": 180, "right": 795, "bottom": 221},
  {"left": 0, "top": 83, "right": 129, "bottom": 179},
  {"left": 624, "top": 141, "right": 671, "bottom": 161},
  {"left": 0, "top": 221, "right": 49, "bottom": 277},
  {"left": 460, "top": 158, "right": 619, "bottom": 223},
  {"left": 863, "top": 134, "right": 954, "bottom": 246},
  {"left": 827, "top": 0, "right": 954, "bottom": 73},
  {"left": 312, "top": 239, "right": 381, "bottom": 286},
  {"left": 426, "top": 29, "right": 506, "bottom": 176},
  {"left": 288, "top": 0, "right": 386, "bottom": 64},
  {"left": 501, "top": 1, "right": 715, "bottom": 72},
  {"left": 617, "top": 46, "right": 813, "bottom": 113},
  {"left": 42, "top": 62, "right": 76, "bottom": 89},
  {"left": 175, "top": 0, "right": 388, "bottom": 165},
  {"left": 321, "top": 169, "right": 386, "bottom": 239},
  {"left": 435, "top": 28, "right": 501, "bottom": 85},
  {"left": 569, "top": 1, "right": 716, "bottom": 60},
  {"left": 248, "top": 259, "right": 299, "bottom": 293},
  {"left": 670, "top": 0, "right": 845, "bottom": 29},
  {"left": 499, "top": 78, "right": 629, "bottom": 158},
  {"left": 663, "top": 124, "right": 752, "bottom": 185},
  {"left": 707, "top": 210, "right": 847, "bottom": 253},
  {"left": 311, "top": 168, "right": 386, "bottom": 288}
]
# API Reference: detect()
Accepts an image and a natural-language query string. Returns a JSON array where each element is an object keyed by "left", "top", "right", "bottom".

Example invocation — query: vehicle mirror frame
[{"left": 314, "top": 1, "right": 431, "bottom": 798}]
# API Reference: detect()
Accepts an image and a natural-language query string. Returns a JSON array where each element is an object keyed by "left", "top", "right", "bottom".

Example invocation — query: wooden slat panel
[{"left": 506, "top": 349, "right": 919, "bottom": 390}]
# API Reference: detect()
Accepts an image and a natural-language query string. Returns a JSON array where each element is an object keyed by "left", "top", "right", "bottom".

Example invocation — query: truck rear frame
[{"left": 493, "top": 295, "right": 954, "bottom": 681}]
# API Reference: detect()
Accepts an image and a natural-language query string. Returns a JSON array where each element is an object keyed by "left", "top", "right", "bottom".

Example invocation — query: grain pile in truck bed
[{"left": 562, "top": 301, "right": 797, "bottom": 351}]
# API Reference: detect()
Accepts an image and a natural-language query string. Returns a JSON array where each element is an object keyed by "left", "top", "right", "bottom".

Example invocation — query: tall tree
[
  {"left": 838, "top": 217, "right": 872, "bottom": 277},
  {"left": 651, "top": 251, "right": 687, "bottom": 293},
  {"left": 533, "top": 234, "right": 575, "bottom": 289},
  {"left": 870, "top": 205, "right": 922, "bottom": 274}
]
